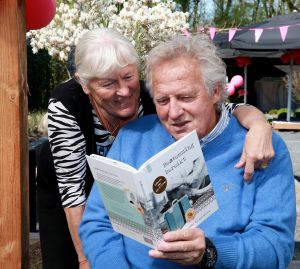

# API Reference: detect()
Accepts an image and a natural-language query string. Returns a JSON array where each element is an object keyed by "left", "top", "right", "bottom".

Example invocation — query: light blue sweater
[{"left": 79, "top": 115, "right": 296, "bottom": 269}]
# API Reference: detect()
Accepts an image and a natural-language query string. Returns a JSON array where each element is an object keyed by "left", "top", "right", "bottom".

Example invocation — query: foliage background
[{"left": 27, "top": 0, "right": 300, "bottom": 115}]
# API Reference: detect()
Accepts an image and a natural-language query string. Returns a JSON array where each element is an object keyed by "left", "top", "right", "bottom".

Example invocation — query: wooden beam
[
  {"left": 272, "top": 121, "right": 300, "bottom": 131},
  {"left": 0, "top": 1, "right": 29, "bottom": 268}
]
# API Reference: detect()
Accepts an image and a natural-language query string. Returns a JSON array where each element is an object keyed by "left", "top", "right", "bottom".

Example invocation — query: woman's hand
[
  {"left": 235, "top": 122, "right": 274, "bottom": 181},
  {"left": 232, "top": 105, "right": 275, "bottom": 181},
  {"left": 149, "top": 228, "right": 206, "bottom": 266},
  {"left": 79, "top": 259, "right": 90, "bottom": 269}
]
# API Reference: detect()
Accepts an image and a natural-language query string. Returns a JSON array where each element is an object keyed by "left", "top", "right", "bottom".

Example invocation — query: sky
[
  {"left": 188, "top": 0, "right": 215, "bottom": 22},
  {"left": 204, "top": 0, "right": 215, "bottom": 18}
]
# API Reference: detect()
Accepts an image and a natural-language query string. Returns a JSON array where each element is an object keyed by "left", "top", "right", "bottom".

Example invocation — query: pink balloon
[
  {"left": 227, "top": 83, "right": 235, "bottom": 96},
  {"left": 230, "top": 75, "right": 244, "bottom": 88}
]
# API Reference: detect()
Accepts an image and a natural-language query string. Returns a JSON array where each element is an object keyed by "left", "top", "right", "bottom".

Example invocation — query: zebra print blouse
[{"left": 48, "top": 100, "right": 241, "bottom": 208}]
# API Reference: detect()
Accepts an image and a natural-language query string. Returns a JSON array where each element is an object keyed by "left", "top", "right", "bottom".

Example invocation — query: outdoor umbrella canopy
[
  {"left": 215, "top": 12, "right": 300, "bottom": 51},
  {"left": 214, "top": 12, "right": 300, "bottom": 121}
]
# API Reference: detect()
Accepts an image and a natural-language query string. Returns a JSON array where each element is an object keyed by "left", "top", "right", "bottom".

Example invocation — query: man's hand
[
  {"left": 235, "top": 123, "right": 274, "bottom": 181},
  {"left": 149, "top": 228, "right": 205, "bottom": 266}
]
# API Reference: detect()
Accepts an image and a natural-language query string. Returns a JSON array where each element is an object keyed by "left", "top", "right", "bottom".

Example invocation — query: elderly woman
[{"left": 37, "top": 28, "right": 273, "bottom": 269}]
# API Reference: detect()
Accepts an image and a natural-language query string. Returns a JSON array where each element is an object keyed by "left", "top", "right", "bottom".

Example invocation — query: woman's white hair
[
  {"left": 75, "top": 28, "right": 139, "bottom": 84},
  {"left": 145, "top": 34, "right": 228, "bottom": 109}
]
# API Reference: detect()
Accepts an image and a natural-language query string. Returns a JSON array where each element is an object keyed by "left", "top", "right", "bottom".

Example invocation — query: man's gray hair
[
  {"left": 75, "top": 28, "right": 139, "bottom": 84},
  {"left": 145, "top": 34, "right": 228, "bottom": 106}
]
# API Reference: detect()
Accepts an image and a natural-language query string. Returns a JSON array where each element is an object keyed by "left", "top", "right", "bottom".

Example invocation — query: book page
[
  {"left": 86, "top": 155, "right": 157, "bottom": 247},
  {"left": 95, "top": 181, "right": 156, "bottom": 247},
  {"left": 137, "top": 130, "right": 218, "bottom": 234}
]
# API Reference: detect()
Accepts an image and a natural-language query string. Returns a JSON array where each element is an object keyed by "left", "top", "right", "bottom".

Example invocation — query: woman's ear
[
  {"left": 74, "top": 72, "right": 81, "bottom": 83},
  {"left": 75, "top": 72, "right": 90, "bottom": 95},
  {"left": 81, "top": 85, "right": 90, "bottom": 95}
]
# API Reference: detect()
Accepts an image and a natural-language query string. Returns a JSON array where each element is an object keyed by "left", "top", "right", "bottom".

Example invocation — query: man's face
[{"left": 152, "top": 57, "right": 221, "bottom": 140}]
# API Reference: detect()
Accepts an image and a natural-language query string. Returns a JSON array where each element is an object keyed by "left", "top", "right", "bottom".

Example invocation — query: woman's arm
[
  {"left": 65, "top": 206, "right": 90, "bottom": 268},
  {"left": 232, "top": 104, "right": 274, "bottom": 181},
  {"left": 48, "top": 99, "right": 90, "bottom": 268}
]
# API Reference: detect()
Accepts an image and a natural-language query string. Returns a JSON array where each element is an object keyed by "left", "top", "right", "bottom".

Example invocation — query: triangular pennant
[
  {"left": 279, "top": 26, "right": 289, "bottom": 42},
  {"left": 228, "top": 29, "right": 236, "bottom": 42},
  {"left": 209, "top": 27, "right": 216, "bottom": 40},
  {"left": 255, "top": 29, "right": 263, "bottom": 42}
]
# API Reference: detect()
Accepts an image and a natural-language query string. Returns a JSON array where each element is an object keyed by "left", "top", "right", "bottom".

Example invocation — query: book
[{"left": 86, "top": 130, "right": 218, "bottom": 248}]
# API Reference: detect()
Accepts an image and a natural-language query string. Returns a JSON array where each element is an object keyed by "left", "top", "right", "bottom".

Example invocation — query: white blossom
[{"left": 27, "top": 0, "right": 189, "bottom": 62}]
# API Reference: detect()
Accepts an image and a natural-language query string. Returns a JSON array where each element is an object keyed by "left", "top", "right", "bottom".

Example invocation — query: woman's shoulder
[
  {"left": 51, "top": 78, "right": 90, "bottom": 111},
  {"left": 51, "top": 78, "right": 84, "bottom": 99}
]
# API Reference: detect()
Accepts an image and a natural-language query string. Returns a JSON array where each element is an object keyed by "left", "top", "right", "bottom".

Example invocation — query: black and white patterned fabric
[{"left": 48, "top": 98, "right": 144, "bottom": 208}]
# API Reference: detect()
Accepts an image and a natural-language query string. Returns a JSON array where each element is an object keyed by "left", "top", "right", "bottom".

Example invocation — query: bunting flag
[
  {"left": 229, "top": 29, "right": 237, "bottom": 41},
  {"left": 186, "top": 20, "right": 299, "bottom": 43},
  {"left": 209, "top": 27, "right": 216, "bottom": 40},
  {"left": 255, "top": 28, "right": 264, "bottom": 42},
  {"left": 279, "top": 25, "right": 289, "bottom": 41}
]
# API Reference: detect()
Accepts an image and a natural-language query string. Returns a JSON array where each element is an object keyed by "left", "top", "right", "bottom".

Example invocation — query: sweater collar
[{"left": 200, "top": 104, "right": 230, "bottom": 148}]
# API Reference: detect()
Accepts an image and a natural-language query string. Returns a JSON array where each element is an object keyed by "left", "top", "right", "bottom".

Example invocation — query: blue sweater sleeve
[
  {"left": 212, "top": 138, "right": 296, "bottom": 269},
  {"left": 79, "top": 132, "right": 131, "bottom": 269}
]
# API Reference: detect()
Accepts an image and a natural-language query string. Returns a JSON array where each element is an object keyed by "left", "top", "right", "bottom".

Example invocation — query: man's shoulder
[
  {"left": 111, "top": 115, "right": 173, "bottom": 167},
  {"left": 271, "top": 131, "right": 290, "bottom": 154},
  {"left": 228, "top": 115, "right": 289, "bottom": 155},
  {"left": 123, "top": 114, "right": 161, "bottom": 132},
  {"left": 119, "top": 115, "right": 171, "bottom": 147},
  {"left": 222, "top": 115, "right": 247, "bottom": 141}
]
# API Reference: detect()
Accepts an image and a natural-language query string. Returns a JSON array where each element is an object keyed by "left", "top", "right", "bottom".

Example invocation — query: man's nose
[{"left": 168, "top": 98, "right": 183, "bottom": 120}]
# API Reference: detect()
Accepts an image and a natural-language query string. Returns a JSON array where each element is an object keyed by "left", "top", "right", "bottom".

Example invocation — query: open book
[{"left": 86, "top": 130, "right": 218, "bottom": 248}]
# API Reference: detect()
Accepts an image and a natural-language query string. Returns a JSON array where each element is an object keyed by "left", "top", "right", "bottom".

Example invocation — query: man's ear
[
  {"left": 75, "top": 72, "right": 90, "bottom": 95},
  {"left": 212, "top": 83, "right": 222, "bottom": 104}
]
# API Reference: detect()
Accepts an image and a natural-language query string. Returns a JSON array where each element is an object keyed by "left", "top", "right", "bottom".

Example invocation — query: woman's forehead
[{"left": 90, "top": 64, "right": 139, "bottom": 81}]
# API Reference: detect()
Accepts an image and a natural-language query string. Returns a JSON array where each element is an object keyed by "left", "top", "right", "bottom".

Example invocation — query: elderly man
[{"left": 79, "top": 34, "right": 296, "bottom": 269}]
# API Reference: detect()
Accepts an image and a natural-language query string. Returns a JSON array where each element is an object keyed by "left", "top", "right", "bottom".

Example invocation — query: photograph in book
[{"left": 86, "top": 130, "right": 218, "bottom": 248}]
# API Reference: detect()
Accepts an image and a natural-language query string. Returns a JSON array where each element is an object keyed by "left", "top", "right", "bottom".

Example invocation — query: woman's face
[{"left": 82, "top": 64, "right": 140, "bottom": 121}]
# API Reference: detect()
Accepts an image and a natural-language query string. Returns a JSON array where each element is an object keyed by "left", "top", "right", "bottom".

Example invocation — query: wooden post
[{"left": 0, "top": 1, "right": 29, "bottom": 268}]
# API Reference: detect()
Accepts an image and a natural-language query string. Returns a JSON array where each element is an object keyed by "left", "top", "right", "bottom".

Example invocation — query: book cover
[{"left": 86, "top": 130, "right": 218, "bottom": 248}]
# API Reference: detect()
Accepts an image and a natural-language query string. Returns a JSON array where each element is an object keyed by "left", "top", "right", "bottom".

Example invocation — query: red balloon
[
  {"left": 235, "top": 56, "right": 251, "bottom": 67},
  {"left": 294, "top": 57, "right": 300, "bottom": 65},
  {"left": 26, "top": 0, "right": 56, "bottom": 30},
  {"left": 281, "top": 53, "right": 291, "bottom": 64},
  {"left": 290, "top": 49, "right": 300, "bottom": 58}
]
